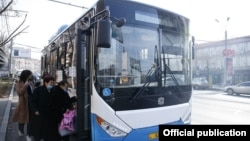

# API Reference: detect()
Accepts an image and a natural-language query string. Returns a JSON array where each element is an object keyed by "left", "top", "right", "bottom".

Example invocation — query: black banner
[{"left": 159, "top": 125, "right": 249, "bottom": 140}]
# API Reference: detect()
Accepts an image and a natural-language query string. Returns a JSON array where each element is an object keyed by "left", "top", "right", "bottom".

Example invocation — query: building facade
[
  {"left": 10, "top": 47, "right": 41, "bottom": 76},
  {"left": 13, "top": 57, "right": 41, "bottom": 74},
  {"left": 193, "top": 35, "right": 250, "bottom": 86}
]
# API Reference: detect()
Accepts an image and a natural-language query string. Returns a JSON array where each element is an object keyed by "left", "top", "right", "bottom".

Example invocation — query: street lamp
[{"left": 215, "top": 17, "right": 230, "bottom": 86}]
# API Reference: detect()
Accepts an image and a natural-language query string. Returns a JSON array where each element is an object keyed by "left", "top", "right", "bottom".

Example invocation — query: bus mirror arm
[
  {"left": 109, "top": 17, "right": 126, "bottom": 27},
  {"left": 95, "top": 17, "right": 125, "bottom": 48},
  {"left": 79, "top": 8, "right": 110, "bottom": 29},
  {"left": 85, "top": 8, "right": 126, "bottom": 48},
  {"left": 80, "top": 7, "right": 125, "bottom": 30},
  {"left": 87, "top": 8, "right": 111, "bottom": 28},
  {"left": 86, "top": 14, "right": 126, "bottom": 28}
]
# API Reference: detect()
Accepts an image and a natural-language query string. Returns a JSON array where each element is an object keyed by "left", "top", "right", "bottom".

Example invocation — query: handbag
[{"left": 58, "top": 109, "right": 77, "bottom": 136}]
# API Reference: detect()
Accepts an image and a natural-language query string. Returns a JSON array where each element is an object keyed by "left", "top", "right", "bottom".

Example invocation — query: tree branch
[
  {"left": 0, "top": 0, "right": 13, "bottom": 15},
  {"left": 0, "top": 26, "right": 29, "bottom": 47},
  {"left": 0, "top": 14, "right": 28, "bottom": 47}
]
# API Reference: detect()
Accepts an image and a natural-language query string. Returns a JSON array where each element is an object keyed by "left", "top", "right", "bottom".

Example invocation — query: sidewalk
[
  {"left": 0, "top": 88, "right": 11, "bottom": 141},
  {"left": 0, "top": 83, "right": 15, "bottom": 141},
  {"left": 0, "top": 83, "right": 79, "bottom": 141},
  {"left": 0, "top": 82, "right": 28, "bottom": 141},
  {"left": 209, "top": 84, "right": 224, "bottom": 91}
]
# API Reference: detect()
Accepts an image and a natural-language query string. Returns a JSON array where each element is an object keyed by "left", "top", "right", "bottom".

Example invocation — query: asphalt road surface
[{"left": 192, "top": 90, "right": 250, "bottom": 124}]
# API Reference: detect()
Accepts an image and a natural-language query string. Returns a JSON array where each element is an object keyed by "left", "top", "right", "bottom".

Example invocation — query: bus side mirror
[{"left": 96, "top": 19, "right": 111, "bottom": 48}]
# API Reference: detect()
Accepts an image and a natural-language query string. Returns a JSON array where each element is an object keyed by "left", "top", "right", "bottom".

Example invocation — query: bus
[{"left": 41, "top": 0, "right": 195, "bottom": 140}]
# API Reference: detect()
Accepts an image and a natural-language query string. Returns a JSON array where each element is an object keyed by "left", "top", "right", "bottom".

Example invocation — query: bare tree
[{"left": 0, "top": 0, "right": 28, "bottom": 69}]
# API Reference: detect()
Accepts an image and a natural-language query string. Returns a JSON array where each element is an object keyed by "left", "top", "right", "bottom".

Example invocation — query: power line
[
  {"left": 7, "top": 9, "right": 28, "bottom": 13},
  {"left": 1, "top": 9, "right": 28, "bottom": 17},
  {"left": 48, "top": 0, "right": 88, "bottom": 9},
  {"left": 14, "top": 43, "right": 42, "bottom": 50}
]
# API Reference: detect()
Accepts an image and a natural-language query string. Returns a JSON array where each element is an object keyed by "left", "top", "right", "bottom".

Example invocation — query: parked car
[
  {"left": 192, "top": 77, "right": 209, "bottom": 90},
  {"left": 224, "top": 81, "right": 250, "bottom": 95}
]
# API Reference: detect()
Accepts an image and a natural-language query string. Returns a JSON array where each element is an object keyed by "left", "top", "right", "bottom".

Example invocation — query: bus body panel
[
  {"left": 91, "top": 85, "right": 132, "bottom": 132},
  {"left": 91, "top": 84, "right": 191, "bottom": 139},
  {"left": 91, "top": 114, "right": 124, "bottom": 141},
  {"left": 116, "top": 103, "right": 190, "bottom": 129},
  {"left": 91, "top": 84, "right": 191, "bottom": 129},
  {"left": 91, "top": 113, "right": 183, "bottom": 141}
]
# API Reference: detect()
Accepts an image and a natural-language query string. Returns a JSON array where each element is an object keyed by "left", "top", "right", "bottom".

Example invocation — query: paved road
[{"left": 192, "top": 90, "right": 250, "bottom": 124}]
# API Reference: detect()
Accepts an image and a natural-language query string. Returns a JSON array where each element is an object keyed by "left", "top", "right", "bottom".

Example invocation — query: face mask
[
  {"left": 47, "top": 85, "right": 53, "bottom": 90},
  {"left": 64, "top": 89, "right": 68, "bottom": 93}
]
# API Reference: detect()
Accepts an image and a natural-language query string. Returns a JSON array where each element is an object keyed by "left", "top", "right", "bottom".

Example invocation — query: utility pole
[
  {"left": 224, "top": 17, "right": 230, "bottom": 86},
  {"left": 224, "top": 17, "right": 230, "bottom": 51},
  {"left": 215, "top": 17, "right": 230, "bottom": 86},
  {"left": 8, "top": 39, "right": 13, "bottom": 77}
]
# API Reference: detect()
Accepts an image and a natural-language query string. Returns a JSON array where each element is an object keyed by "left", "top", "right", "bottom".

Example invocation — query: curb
[
  {"left": 0, "top": 83, "right": 15, "bottom": 141},
  {"left": 209, "top": 88, "right": 224, "bottom": 91}
]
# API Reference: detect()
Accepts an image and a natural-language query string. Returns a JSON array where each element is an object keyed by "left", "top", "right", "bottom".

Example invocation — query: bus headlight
[{"left": 96, "top": 116, "right": 127, "bottom": 137}]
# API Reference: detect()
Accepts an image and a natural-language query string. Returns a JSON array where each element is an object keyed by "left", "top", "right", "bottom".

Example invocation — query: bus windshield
[
  {"left": 96, "top": 25, "right": 191, "bottom": 87},
  {"left": 94, "top": 3, "right": 192, "bottom": 110},
  {"left": 95, "top": 23, "right": 191, "bottom": 110}
]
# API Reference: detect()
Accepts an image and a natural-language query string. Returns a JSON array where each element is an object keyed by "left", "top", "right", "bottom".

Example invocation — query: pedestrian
[
  {"left": 48, "top": 80, "right": 74, "bottom": 141},
  {"left": 12, "top": 69, "right": 34, "bottom": 140},
  {"left": 30, "top": 75, "right": 55, "bottom": 141}
]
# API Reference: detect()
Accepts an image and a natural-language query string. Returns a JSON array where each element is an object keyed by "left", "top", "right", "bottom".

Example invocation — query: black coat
[
  {"left": 48, "top": 85, "right": 72, "bottom": 141},
  {"left": 30, "top": 85, "right": 53, "bottom": 140},
  {"left": 50, "top": 85, "right": 72, "bottom": 120},
  {"left": 30, "top": 85, "right": 53, "bottom": 114}
]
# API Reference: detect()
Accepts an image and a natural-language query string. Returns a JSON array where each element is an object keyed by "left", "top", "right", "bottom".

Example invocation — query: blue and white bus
[{"left": 41, "top": 0, "right": 194, "bottom": 140}]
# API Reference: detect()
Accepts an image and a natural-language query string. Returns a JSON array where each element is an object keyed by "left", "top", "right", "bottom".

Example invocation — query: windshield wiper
[
  {"left": 162, "top": 48, "right": 184, "bottom": 98},
  {"left": 129, "top": 46, "right": 161, "bottom": 104},
  {"left": 129, "top": 63, "right": 159, "bottom": 104}
]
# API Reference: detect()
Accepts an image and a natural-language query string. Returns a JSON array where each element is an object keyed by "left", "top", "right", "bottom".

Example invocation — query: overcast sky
[{"left": 9, "top": 0, "right": 250, "bottom": 59}]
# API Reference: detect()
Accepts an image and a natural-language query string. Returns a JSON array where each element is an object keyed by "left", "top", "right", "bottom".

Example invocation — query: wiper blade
[
  {"left": 129, "top": 64, "right": 158, "bottom": 104},
  {"left": 162, "top": 48, "right": 184, "bottom": 98}
]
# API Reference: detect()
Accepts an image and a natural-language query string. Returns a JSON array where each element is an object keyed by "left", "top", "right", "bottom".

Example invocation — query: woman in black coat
[
  {"left": 48, "top": 80, "right": 73, "bottom": 141},
  {"left": 30, "top": 75, "right": 55, "bottom": 141}
]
